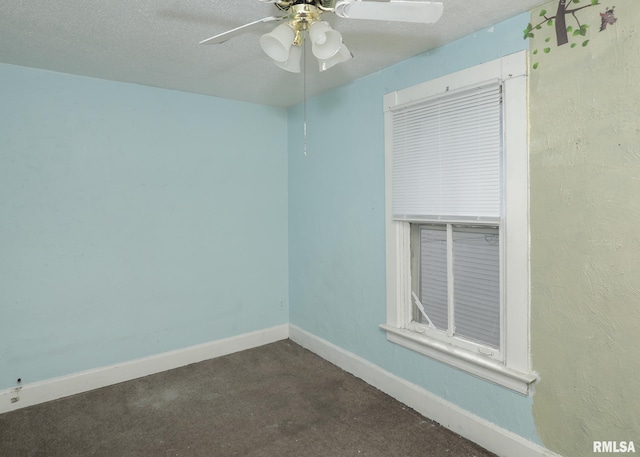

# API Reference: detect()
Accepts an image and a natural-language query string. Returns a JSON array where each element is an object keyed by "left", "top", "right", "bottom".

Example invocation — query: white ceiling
[{"left": 0, "top": 0, "right": 544, "bottom": 108}]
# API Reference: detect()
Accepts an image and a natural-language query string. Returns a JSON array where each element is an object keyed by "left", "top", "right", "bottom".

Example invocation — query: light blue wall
[
  {"left": 288, "top": 14, "right": 540, "bottom": 443},
  {"left": 0, "top": 64, "right": 289, "bottom": 390}
]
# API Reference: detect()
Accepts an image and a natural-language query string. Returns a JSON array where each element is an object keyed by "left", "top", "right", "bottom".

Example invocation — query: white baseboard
[
  {"left": 0, "top": 324, "right": 289, "bottom": 414},
  {"left": 1, "top": 322, "right": 560, "bottom": 457},
  {"left": 289, "top": 325, "right": 561, "bottom": 457}
]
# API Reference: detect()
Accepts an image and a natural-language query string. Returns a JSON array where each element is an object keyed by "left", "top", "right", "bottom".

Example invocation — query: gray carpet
[{"left": 0, "top": 340, "right": 496, "bottom": 457}]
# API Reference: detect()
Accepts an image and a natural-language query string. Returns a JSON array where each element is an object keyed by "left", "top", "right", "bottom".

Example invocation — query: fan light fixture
[
  {"left": 200, "top": 0, "right": 444, "bottom": 74},
  {"left": 259, "top": 3, "right": 351, "bottom": 73}
]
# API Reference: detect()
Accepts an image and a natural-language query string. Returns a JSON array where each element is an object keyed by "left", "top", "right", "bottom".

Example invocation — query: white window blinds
[{"left": 391, "top": 81, "right": 503, "bottom": 222}]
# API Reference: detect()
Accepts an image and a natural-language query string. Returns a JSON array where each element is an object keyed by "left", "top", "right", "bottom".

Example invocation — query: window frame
[{"left": 381, "top": 51, "right": 536, "bottom": 394}]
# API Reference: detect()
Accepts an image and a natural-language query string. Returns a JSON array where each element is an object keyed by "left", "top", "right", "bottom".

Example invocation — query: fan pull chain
[{"left": 303, "top": 34, "right": 307, "bottom": 156}]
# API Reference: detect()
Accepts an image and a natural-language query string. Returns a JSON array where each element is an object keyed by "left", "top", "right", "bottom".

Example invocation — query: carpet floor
[{"left": 0, "top": 340, "right": 496, "bottom": 457}]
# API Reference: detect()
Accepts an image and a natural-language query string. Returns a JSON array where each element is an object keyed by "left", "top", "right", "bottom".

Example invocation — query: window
[{"left": 381, "top": 52, "right": 536, "bottom": 394}]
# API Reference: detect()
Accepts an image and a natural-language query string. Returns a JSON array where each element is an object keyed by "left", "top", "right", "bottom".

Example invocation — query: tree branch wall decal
[{"left": 523, "top": 0, "right": 618, "bottom": 69}]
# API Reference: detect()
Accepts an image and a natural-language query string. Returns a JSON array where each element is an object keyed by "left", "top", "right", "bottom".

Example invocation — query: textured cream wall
[{"left": 529, "top": 1, "right": 640, "bottom": 456}]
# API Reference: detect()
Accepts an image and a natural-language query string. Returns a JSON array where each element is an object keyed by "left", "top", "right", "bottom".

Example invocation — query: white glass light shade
[
  {"left": 275, "top": 45, "right": 302, "bottom": 73},
  {"left": 309, "top": 21, "right": 342, "bottom": 60},
  {"left": 318, "top": 43, "right": 352, "bottom": 71},
  {"left": 260, "top": 23, "right": 295, "bottom": 62}
]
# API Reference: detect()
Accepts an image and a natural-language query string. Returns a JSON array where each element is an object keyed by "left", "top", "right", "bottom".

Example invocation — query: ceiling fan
[{"left": 200, "top": 0, "right": 444, "bottom": 73}]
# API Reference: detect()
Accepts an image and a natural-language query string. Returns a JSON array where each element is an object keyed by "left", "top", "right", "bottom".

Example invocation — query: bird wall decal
[{"left": 600, "top": 6, "right": 617, "bottom": 31}]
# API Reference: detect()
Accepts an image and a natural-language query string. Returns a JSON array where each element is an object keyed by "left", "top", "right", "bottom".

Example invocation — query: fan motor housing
[{"left": 290, "top": 4, "right": 322, "bottom": 29}]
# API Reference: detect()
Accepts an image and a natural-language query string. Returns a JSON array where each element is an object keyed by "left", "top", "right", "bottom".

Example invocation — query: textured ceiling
[{"left": 0, "top": 0, "right": 544, "bottom": 107}]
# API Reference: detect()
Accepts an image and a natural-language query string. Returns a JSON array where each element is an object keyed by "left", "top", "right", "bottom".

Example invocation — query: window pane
[
  {"left": 419, "top": 226, "right": 448, "bottom": 330},
  {"left": 452, "top": 227, "right": 500, "bottom": 348}
]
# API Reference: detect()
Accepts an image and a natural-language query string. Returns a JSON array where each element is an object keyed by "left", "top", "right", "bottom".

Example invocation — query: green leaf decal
[
  {"left": 539, "top": 9, "right": 547, "bottom": 16},
  {"left": 571, "top": 43, "right": 577, "bottom": 48},
  {"left": 533, "top": 62, "right": 539, "bottom": 69},
  {"left": 567, "top": 26, "right": 574, "bottom": 33},
  {"left": 582, "top": 40, "right": 590, "bottom": 47},
  {"left": 523, "top": 23, "right": 534, "bottom": 39},
  {"left": 544, "top": 47, "right": 551, "bottom": 54},
  {"left": 533, "top": 49, "right": 539, "bottom": 54}
]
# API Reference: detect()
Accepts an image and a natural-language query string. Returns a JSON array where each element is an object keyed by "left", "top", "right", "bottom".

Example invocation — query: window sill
[{"left": 380, "top": 324, "right": 537, "bottom": 395}]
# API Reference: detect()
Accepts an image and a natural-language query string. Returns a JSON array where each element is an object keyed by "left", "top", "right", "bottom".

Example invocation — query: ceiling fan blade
[
  {"left": 334, "top": 0, "right": 443, "bottom": 24},
  {"left": 200, "top": 16, "right": 285, "bottom": 45}
]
